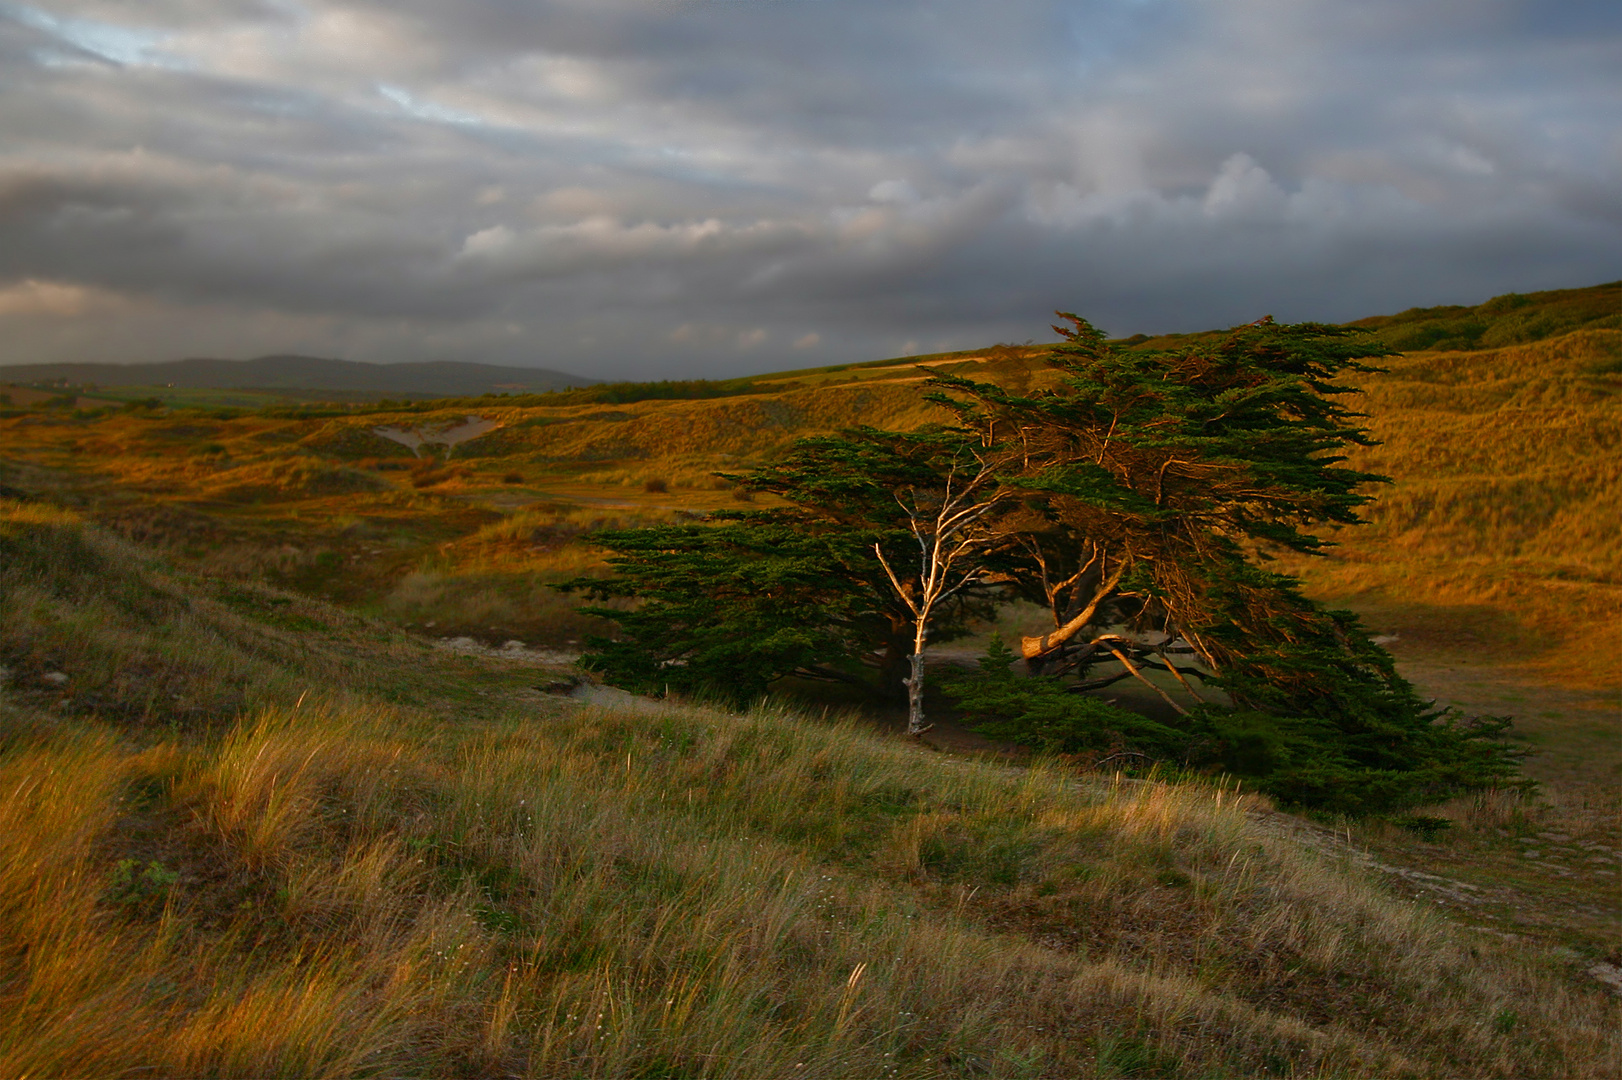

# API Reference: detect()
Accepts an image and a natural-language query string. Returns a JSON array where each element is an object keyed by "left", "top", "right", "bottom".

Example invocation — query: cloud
[
  {"left": 0, "top": 0, "right": 1618, "bottom": 377},
  {"left": 0, "top": 277, "right": 121, "bottom": 316}
]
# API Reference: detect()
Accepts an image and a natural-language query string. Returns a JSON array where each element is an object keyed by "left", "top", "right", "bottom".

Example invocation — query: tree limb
[
  {"left": 1095, "top": 636, "right": 1190, "bottom": 716},
  {"left": 1020, "top": 561, "right": 1127, "bottom": 659}
]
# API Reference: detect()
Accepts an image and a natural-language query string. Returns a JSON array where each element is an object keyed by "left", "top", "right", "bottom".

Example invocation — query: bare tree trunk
[
  {"left": 1020, "top": 562, "right": 1126, "bottom": 660},
  {"left": 905, "top": 621, "right": 930, "bottom": 735},
  {"left": 871, "top": 451, "right": 1011, "bottom": 738}
]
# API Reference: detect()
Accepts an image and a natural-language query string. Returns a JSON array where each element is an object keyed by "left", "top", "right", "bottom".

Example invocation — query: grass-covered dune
[
  {"left": 3, "top": 501, "right": 1620, "bottom": 1077},
  {"left": 1279, "top": 326, "right": 1622, "bottom": 687}
]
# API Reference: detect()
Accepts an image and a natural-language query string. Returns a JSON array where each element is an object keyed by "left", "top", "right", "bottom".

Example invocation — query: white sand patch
[
  {"left": 374, "top": 415, "right": 502, "bottom": 457},
  {"left": 433, "top": 636, "right": 579, "bottom": 666}
]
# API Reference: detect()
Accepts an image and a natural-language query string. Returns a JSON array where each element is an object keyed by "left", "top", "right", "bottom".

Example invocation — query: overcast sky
[{"left": 2, "top": 1, "right": 1619, "bottom": 379}]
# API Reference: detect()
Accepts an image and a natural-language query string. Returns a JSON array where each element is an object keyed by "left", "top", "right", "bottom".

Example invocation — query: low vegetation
[{"left": 3, "top": 502, "right": 1620, "bottom": 1077}]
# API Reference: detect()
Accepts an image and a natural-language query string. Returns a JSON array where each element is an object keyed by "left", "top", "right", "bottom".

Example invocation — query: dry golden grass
[
  {"left": 2, "top": 501, "right": 1620, "bottom": 1078},
  {"left": 1, "top": 325, "right": 1614, "bottom": 698},
  {"left": 1274, "top": 328, "right": 1622, "bottom": 690}
]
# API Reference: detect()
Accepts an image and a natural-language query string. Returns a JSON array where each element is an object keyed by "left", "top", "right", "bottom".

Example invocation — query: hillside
[
  {"left": 3, "top": 500, "right": 1619, "bottom": 1077},
  {"left": 2, "top": 285, "right": 1621, "bottom": 1071},
  {"left": 1280, "top": 327, "right": 1622, "bottom": 677},
  {"left": 0, "top": 354, "right": 598, "bottom": 401},
  {"left": 1347, "top": 280, "right": 1622, "bottom": 353}
]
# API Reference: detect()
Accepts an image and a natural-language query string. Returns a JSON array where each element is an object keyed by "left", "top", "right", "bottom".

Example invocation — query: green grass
[
  {"left": 2, "top": 502, "right": 1620, "bottom": 1077},
  {"left": 1348, "top": 281, "right": 1622, "bottom": 353}
]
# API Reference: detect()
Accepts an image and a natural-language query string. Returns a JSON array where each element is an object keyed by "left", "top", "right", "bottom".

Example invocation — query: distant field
[
  {"left": 1, "top": 282, "right": 1616, "bottom": 755},
  {"left": 89, "top": 386, "right": 333, "bottom": 409}
]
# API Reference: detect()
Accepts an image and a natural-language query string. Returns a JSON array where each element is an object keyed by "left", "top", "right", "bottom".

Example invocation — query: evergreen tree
[
  {"left": 562, "top": 430, "right": 1001, "bottom": 708},
  {"left": 566, "top": 314, "right": 1527, "bottom": 811},
  {"left": 742, "top": 429, "right": 1014, "bottom": 733},
  {"left": 929, "top": 316, "right": 1526, "bottom": 811},
  {"left": 561, "top": 511, "right": 896, "bottom": 707}
]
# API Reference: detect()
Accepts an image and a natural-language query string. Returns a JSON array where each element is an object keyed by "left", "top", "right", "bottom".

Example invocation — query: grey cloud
[{"left": 0, "top": 0, "right": 1618, "bottom": 377}]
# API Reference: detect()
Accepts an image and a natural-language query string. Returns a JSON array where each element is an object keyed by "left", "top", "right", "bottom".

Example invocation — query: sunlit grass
[
  {"left": 2, "top": 504, "right": 1619, "bottom": 1077},
  {"left": 3, "top": 693, "right": 1617, "bottom": 1077}
]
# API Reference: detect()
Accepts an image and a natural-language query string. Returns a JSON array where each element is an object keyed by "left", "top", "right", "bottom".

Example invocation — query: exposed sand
[{"left": 373, "top": 415, "right": 501, "bottom": 457}]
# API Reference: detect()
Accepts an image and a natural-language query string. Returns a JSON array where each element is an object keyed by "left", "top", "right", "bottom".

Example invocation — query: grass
[
  {"left": 3, "top": 502, "right": 1620, "bottom": 1077},
  {"left": 1277, "top": 327, "right": 1622, "bottom": 688},
  {"left": 1347, "top": 280, "right": 1622, "bottom": 353}
]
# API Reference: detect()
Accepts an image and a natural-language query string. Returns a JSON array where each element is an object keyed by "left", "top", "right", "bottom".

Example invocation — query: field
[
  {"left": 1, "top": 282, "right": 1619, "bottom": 1074},
  {"left": 3, "top": 501, "right": 1620, "bottom": 1077}
]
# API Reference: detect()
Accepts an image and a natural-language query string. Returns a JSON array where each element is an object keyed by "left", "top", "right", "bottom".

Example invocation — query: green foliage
[
  {"left": 1094, "top": 1036, "right": 1185, "bottom": 1079},
  {"left": 562, "top": 513, "right": 898, "bottom": 706},
  {"left": 1187, "top": 565, "right": 1529, "bottom": 812},
  {"left": 566, "top": 429, "right": 1000, "bottom": 705},
  {"left": 426, "top": 378, "right": 767, "bottom": 412},
  {"left": 942, "top": 637, "right": 1187, "bottom": 758},
  {"left": 1394, "top": 815, "right": 1454, "bottom": 840},
  {"left": 943, "top": 599, "right": 1528, "bottom": 813},
  {"left": 105, "top": 859, "right": 178, "bottom": 908}
]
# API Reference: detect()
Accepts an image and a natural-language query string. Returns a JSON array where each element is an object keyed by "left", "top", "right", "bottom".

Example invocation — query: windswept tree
[
  {"left": 566, "top": 313, "right": 1526, "bottom": 811},
  {"left": 928, "top": 315, "right": 1524, "bottom": 811},
  {"left": 928, "top": 314, "right": 1393, "bottom": 696}
]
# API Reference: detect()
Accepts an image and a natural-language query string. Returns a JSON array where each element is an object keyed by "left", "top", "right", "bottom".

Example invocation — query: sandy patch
[
  {"left": 374, "top": 415, "right": 501, "bottom": 457},
  {"left": 433, "top": 636, "right": 579, "bottom": 666}
]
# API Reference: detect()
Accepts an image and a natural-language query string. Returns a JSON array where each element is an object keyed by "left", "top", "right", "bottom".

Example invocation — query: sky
[{"left": 1, "top": 1, "right": 1620, "bottom": 380}]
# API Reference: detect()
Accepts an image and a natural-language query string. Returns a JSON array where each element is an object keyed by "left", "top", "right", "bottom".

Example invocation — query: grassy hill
[
  {"left": 1279, "top": 327, "right": 1622, "bottom": 681},
  {"left": 4, "top": 500, "right": 1620, "bottom": 1077},
  {"left": 1347, "top": 281, "right": 1622, "bottom": 353}
]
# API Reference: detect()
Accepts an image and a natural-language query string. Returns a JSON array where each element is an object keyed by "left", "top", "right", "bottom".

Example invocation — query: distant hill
[{"left": 0, "top": 355, "right": 598, "bottom": 399}]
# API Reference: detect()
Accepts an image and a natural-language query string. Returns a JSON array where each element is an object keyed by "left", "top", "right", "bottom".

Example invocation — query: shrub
[{"left": 942, "top": 637, "right": 1187, "bottom": 761}]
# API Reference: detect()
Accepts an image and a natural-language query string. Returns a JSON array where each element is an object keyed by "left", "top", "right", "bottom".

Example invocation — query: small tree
[
  {"left": 869, "top": 444, "right": 1011, "bottom": 734},
  {"left": 739, "top": 428, "right": 1009, "bottom": 718},
  {"left": 565, "top": 431, "right": 1002, "bottom": 707}
]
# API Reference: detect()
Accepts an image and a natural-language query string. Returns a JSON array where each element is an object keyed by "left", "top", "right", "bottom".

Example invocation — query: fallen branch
[
  {"left": 1095, "top": 636, "right": 1190, "bottom": 716},
  {"left": 1152, "top": 648, "right": 1207, "bottom": 703},
  {"left": 1093, "top": 751, "right": 1154, "bottom": 769}
]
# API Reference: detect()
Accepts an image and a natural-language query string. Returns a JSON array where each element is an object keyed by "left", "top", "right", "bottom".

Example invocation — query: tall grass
[
  {"left": 3, "top": 499, "right": 1621, "bottom": 1077},
  {"left": 3, "top": 693, "right": 1618, "bottom": 1077},
  {"left": 1278, "top": 328, "right": 1622, "bottom": 685}
]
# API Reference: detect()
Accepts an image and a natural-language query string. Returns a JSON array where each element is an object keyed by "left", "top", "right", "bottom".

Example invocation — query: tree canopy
[{"left": 564, "top": 315, "right": 1526, "bottom": 813}]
